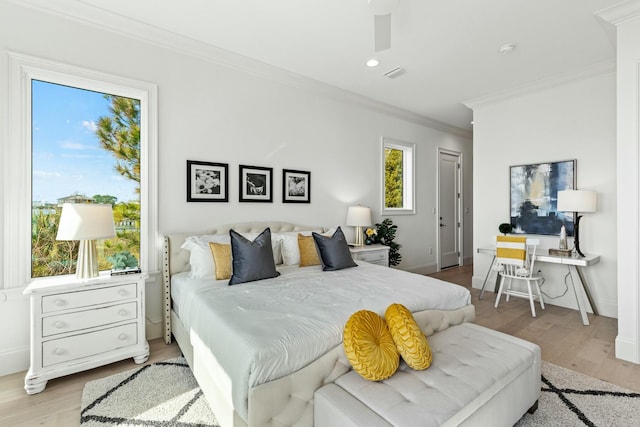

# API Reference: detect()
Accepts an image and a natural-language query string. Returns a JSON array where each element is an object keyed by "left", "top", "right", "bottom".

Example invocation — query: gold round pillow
[
  {"left": 343, "top": 310, "right": 399, "bottom": 381},
  {"left": 385, "top": 303, "right": 432, "bottom": 370}
]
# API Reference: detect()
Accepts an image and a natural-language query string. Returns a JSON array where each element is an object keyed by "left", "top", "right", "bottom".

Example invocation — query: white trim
[
  {"left": 10, "top": 0, "right": 472, "bottom": 139},
  {"left": 4, "top": 52, "right": 158, "bottom": 289},
  {"left": 463, "top": 61, "right": 615, "bottom": 109},
  {"left": 595, "top": 1, "right": 640, "bottom": 26},
  {"left": 381, "top": 137, "right": 416, "bottom": 216}
]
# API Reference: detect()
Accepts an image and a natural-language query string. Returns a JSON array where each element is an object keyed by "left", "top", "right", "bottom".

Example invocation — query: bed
[{"left": 162, "top": 221, "right": 474, "bottom": 427}]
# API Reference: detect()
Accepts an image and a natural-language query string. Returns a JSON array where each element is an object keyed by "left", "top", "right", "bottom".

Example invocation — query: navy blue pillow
[
  {"left": 229, "top": 228, "right": 280, "bottom": 285},
  {"left": 312, "top": 227, "right": 357, "bottom": 271}
]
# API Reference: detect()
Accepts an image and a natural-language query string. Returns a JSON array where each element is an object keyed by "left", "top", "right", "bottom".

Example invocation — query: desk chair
[{"left": 494, "top": 236, "right": 545, "bottom": 317}]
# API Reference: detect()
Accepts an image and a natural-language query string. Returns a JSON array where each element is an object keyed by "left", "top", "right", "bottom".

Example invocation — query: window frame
[
  {"left": 5, "top": 52, "right": 158, "bottom": 288},
  {"left": 381, "top": 137, "right": 416, "bottom": 215}
]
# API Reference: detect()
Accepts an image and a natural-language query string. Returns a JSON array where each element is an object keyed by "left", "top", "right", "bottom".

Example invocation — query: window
[
  {"left": 31, "top": 81, "right": 141, "bottom": 278},
  {"left": 5, "top": 53, "right": 157, "bottom": 287},
  {"left": 382, "top": 137, "right": 415, "bottom": 215}
]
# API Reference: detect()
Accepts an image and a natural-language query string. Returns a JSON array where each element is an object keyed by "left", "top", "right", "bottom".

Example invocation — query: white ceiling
[{"left": 26, "top": 0, "right": 621, "bottom": 132}]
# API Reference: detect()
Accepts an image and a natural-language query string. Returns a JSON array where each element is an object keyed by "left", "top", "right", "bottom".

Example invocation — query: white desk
[{"left": 477, "top": 248, "right": 600, "bottom": 326}]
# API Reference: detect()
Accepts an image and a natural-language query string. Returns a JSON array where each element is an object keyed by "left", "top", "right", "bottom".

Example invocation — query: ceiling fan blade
[{"left": 374, "top": 14, "right": 391, "bottom": 52}]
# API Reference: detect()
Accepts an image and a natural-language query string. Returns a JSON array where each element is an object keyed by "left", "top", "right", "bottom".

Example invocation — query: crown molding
[
  {"left": 463, "top": 60, "right": 616, "bottom": 110},
  {"left": 10, "top": 0, "right": 472, "bottom": 139},
  {"left": 596, "top": 0, "right": 640, "bottom": 26}
]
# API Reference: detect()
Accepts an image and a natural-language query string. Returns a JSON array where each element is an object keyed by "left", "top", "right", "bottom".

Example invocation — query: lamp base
[
  {"left": 76, "top": 240, "right": 99, "bottom": 279},
  {"left": 353, "top": 226, "right": 365, "bottom": 247}
]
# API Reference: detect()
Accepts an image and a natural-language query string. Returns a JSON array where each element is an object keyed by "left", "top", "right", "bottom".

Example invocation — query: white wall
[
  {"left": 469, "top": 72, "right": 617, "bottom": 318},
  {"left": 0, "top": 2, "right": 472, "bottom": 375}
]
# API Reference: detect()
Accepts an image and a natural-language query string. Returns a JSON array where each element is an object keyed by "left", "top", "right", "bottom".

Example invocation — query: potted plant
[{"left": 373, "top": 218, "right": 402, "bottom": 267}]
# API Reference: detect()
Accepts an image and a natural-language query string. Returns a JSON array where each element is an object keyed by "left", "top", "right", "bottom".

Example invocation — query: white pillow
[
  {"left": 182, "top": 231, "right": 283, "bottom": 278},
  {"left": 280, "top": 229, "right": 334, "bottom": 265}
]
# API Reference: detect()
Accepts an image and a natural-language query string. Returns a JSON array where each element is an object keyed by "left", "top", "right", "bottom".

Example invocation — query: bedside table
[
  {"left": 349, "top": 244, "right": 390, "bottom": 267},
  {"left": 23, "top": 273, "right": 149, "bottom": 394}
]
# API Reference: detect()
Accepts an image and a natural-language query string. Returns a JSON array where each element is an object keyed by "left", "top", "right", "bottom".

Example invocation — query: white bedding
[{"left": 171, "top": 261, "right": 471, "bottom": 421}]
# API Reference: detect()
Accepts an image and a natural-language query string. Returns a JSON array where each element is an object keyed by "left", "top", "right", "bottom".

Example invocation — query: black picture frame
[
  {"left": 186, "top": 160, "right": 228, "bottom": 202},
  {"left": 510, "top": 159, "right": 576, "bottom": 236},
  {"left": 239, "top": 165, "right": 273, "bottom": 202},
  {"left": 282, "top": 169, "right": 311, "bottom": 204}
]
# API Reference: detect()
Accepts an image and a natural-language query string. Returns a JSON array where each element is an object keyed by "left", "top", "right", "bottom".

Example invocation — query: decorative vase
[{"left": 365, "top": 238, "right": 372, "bottom": 245}]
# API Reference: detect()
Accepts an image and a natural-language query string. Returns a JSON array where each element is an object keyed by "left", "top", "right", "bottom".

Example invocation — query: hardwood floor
[
  {"left": 1, "top": 265, "right": 639, "bottom": 426},
  {"left": 0, "top": 338, "right": 181, "bottom": 427},
  {"left": 431, "top": 264, "right": 640, "bottom": 393}
]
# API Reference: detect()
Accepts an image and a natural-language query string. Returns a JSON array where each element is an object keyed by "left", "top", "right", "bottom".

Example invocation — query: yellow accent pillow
[
  {"left": 385, "top": 303, "right": 432, "bottom": 370},
  {"left": 343, "top": 310, "right": 399, "bottom": 381},
  {"left": 208, "top": 242, "right": 232, "bottom": 280},
  {"left": 298, "top": 234, "right": 321, "bottom": 267}
]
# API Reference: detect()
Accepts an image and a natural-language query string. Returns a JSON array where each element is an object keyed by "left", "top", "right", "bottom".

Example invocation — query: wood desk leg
[
  {"left": 575, "top": 266, "right": 598, "bottom": 316},
  {"left": 479, "top": 255, "right": 496, "bottom": 300},
  {"left": 568, "top": 266, "right": 590, "bottom": 326}
]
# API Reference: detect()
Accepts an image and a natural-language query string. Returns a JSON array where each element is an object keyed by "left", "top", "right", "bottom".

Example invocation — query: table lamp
[
  {"left": 56, "top": 203, "right": 116, "bottom": 279},
  {"left": 556, "top": 190, "right": 597, "bottom": 257},
  {"left": 346, "top": 205, "right": 372, "bottom": 247}
]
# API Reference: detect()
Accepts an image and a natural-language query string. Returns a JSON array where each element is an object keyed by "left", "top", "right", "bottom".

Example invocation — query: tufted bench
[{"left": 315, "top": 322, "right": 541, "bottom": 427}]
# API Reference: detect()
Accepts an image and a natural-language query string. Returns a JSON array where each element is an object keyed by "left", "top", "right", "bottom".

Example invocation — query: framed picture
[
  {"left": 510, "top": 159, "right": 576, "bottom": 236},
  {"left": 186, "top": 160, "right": 228, "bottom": 202},
  {"left": 282, "top": 169, "right": 311, "bottom": 203},
  {"left": 239, "top": 165, "right": 273, "bottom": 202}
]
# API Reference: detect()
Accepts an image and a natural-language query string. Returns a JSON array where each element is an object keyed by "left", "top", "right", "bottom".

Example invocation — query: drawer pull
[
  {"left": 54, "top": 299, "right": 66, "bottom": 307},
  {"left": 54, "top": 321, "right": 66, "bottom": 329},
  {"left": 53, "top": 348, "right": 65, "bottom": 356},
  {"left": 118, "top": 289, "right": 128, "bottom": 297},
  {"left": 118, "top": 333, "right": 128, "bottom": 341},
  {"left": 118, "top": 309, "right": 128, "bottom": 316}
]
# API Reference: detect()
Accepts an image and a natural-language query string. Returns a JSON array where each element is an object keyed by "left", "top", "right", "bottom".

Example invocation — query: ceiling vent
[{"left": 384, "top": 67, "right": 406, "bottom": 79}]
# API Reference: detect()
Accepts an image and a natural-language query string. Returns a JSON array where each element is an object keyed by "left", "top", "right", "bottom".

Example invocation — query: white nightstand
[
  {"left": 349, "top": 244, "right": 390, "bottom": 267},
  {"left": 23, "top": 273, "right": 149, "bottom": 394}
]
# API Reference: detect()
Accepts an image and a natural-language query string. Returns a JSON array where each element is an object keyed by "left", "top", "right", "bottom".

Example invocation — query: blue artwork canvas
[{"left": 510, "top": 160, "right": 576, "bottom": 236}]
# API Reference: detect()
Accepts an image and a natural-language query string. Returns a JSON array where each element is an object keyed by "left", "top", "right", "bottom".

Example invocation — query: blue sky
[{"left": 32, "top": 80, "right": 138, "bottom": 204}]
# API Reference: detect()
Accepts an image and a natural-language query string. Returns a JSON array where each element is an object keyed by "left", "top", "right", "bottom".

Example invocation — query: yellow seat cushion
[
  {"left": 343, "top": 310, "right": 399, "bottom": 381},
  {"left": 385, "top": 303, "right": 432, "bottom": 370},
  {"left": 298, "top": 234, "right": 321, "bottom": 266},
  {"left": 208, "top": 242, "right": 232, "bottom": 280}
]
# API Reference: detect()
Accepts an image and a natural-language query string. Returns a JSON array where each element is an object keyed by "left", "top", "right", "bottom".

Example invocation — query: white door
[{"left": 438, "top": 150, "right": 461, "bottom": 269}]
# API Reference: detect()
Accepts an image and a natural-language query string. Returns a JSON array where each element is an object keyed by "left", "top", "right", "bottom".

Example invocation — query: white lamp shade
[
  {"left": 56, "top": 203, "right": 116, "bottom": 241},
  {"left": 557, "top": 190, "right": 597, "bottom": 213},
  {"left": 346, "top": 205, "right": 372, "bottom": 227}
]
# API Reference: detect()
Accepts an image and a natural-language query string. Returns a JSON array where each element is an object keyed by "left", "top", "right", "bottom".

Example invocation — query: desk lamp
[
  {"left": 56, "top": 203, "right": 116, "bottom": 279},
  {"left": 557, "top": 190, "right": 597, "bottom": 257}
]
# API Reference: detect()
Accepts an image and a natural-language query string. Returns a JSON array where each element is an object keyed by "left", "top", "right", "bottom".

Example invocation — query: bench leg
[{"left": 527, "top": 400, "right": 539, "bottom": 414}]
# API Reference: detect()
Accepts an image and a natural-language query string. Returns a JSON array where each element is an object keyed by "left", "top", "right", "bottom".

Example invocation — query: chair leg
[
  {"left": 535, "top": 279, "right": 545, "bottom": 309},
  {"left": 495, "top": 276, "right": 506, "bottom": 309},
  {"left": 506, "top": 277, "right": 512, "bottom": 302},
  {"left": 526, "top": 279, "right": 536, "bottom": 317}
]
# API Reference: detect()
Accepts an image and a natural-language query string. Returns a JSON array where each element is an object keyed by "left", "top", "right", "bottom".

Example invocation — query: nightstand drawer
[
  {"left": 42, "top": 322, "right": 138, "bottom": 367},
  {"left": 42, "top": 302, "right": 137, "bottom": 337},
  {"left": 355, "top": 251, "right": 387, "bottom": 263},
  {"left": 41, "top": 283, "right": 137, "bottom": 313}
]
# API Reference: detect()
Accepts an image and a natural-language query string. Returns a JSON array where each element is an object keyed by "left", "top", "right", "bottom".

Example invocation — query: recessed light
[{"left": 366, "top": 58, "right": 380, "bottom": 67}]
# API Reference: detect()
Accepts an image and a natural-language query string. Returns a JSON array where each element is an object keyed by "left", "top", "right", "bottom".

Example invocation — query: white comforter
[{"left": 171, "top": 261, "right": 471, "bottom": 421}]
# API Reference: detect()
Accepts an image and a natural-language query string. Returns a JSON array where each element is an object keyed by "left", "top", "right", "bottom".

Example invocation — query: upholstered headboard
[{"left": 162, "top": 221, "right": 326, "bottom": 343}]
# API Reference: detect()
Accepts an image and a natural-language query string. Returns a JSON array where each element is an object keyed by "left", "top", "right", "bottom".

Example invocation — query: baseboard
[
  {"left": 146, "top": 318, "right": 163, "bottom": 341},
  {"left": 0, "top": 346, "right": 29, "bottom": 377},
  {"left": 615, "top": 336, "right": 640, "bottom": 364}
]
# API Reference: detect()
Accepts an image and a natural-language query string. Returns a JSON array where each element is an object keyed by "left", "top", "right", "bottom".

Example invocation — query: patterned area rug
[
  {"left": 516, "top": 362, "right": 640, "bottom": 426},
  {"left": 81, "top": 357, "right": 640, "bottom": 427},
  {"left": 81, "top": 357, "right": 218, "bottom": 427}
]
